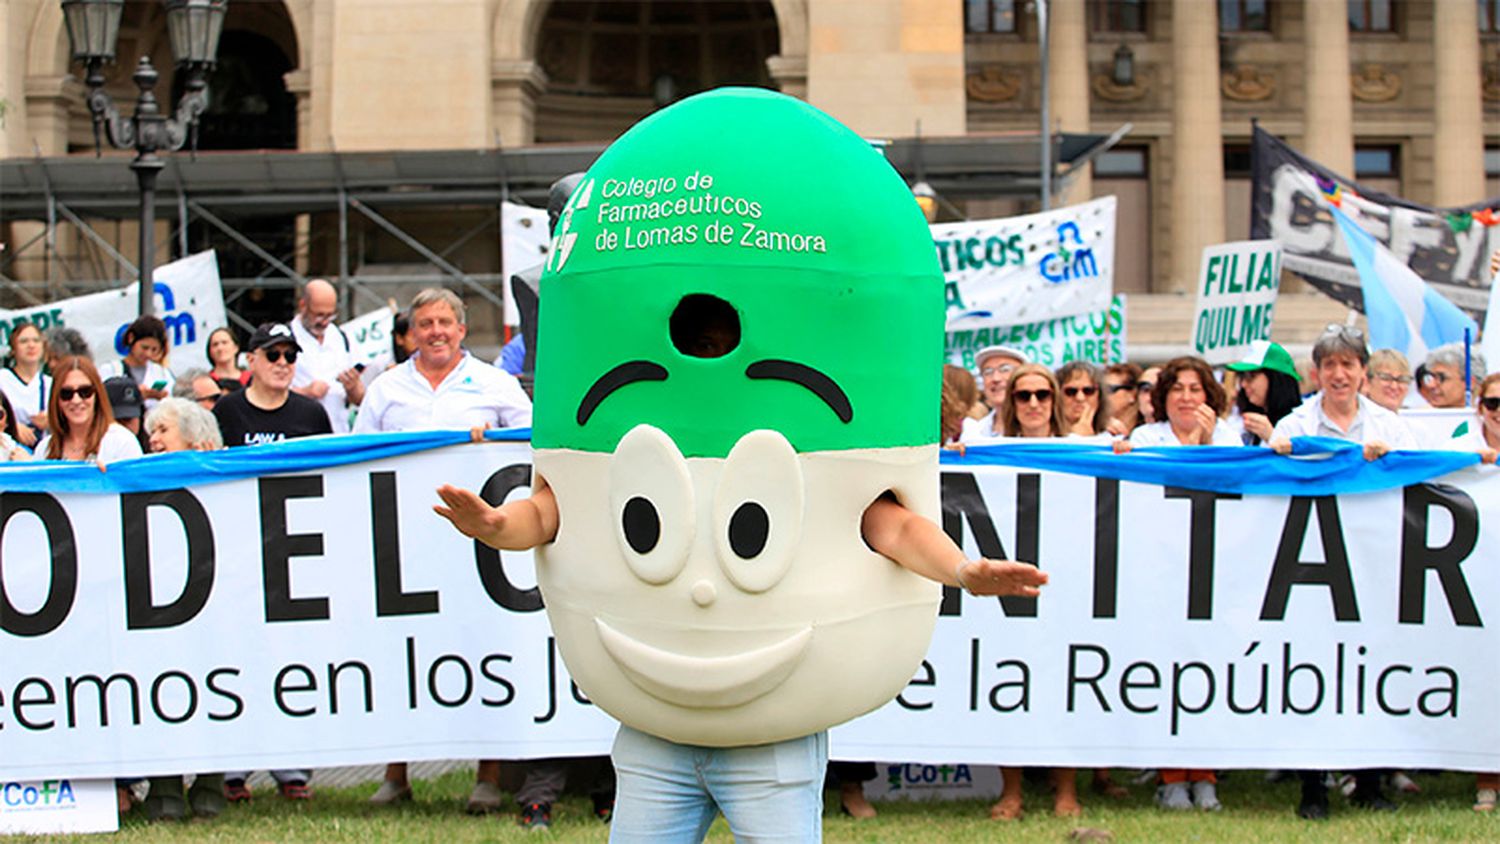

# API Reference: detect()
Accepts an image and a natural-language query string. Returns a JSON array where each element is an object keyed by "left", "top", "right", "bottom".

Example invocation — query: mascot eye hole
[
  {"left": 728, "top": 501, "right": 770, "bottom": 559},
  {"left": 622, "top": 496, "right": 661, "bottom": 554},
  {"left": 670, "top": 294, "right": 741, "bottom": 358}
]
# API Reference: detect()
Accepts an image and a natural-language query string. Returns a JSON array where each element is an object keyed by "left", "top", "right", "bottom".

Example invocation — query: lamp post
[{"left": 60, "top": 0, "right": 228, "bottom": 316}]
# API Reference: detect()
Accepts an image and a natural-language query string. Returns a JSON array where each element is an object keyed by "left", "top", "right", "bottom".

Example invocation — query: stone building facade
[{"left": 2, "top": 0, "right": 1498, "bottom": 352}]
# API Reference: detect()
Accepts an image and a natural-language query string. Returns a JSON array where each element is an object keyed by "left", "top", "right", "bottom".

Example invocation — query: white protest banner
[
  {"left": 946, "top": 294, "right": 1126, "bottom": 370},
  {"left": 339, "top": 307, "right": 395, "bottom": 367},
  {"left": 0, "top": 779, "right": 117, "bottom": 835},
  {"left": 935, "top": 196, "right": 1115, "bottom": 327},
  {"left": 501, "top": 202, "right": 551, "bottom": 327},
  {"left": 1, "top": 435, "right": 1496, "bottom": 778},
  {"left": 1192, "top": 240, "right": 1283, "bottom": 364},
  {"left": 0, "top": 250, "right": 226, "bottom": 376}
]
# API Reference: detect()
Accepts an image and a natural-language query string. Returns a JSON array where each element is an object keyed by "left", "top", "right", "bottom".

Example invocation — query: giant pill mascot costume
[{"left": 435, "top": 88, "right": 1045, "bottom": 842}]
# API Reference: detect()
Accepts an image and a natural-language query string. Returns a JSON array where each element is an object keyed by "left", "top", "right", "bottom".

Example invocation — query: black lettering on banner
[
  {"left": 897, "top": 660, "right": 936, "bottom": 710},
  {"left": 428, "top": 655, "right": 474, "bottom": 708},
  {"left": 1119, "top": 661, "right": 1162, "bottom": 713},
  {"left": 1281, "top": 642, "right": 1325, "bottom": 714},
  {"left": 121, "top": 490, "right": 215, "bottom": 630},
  {"left": 1419, "top": 667, "right": 1459, "bottom": 717},
  {"left": 370, "top": 472, "right": 439, "bottom": 617},
  {"left": 327, "top": 661, "right": 374, "bottom": 715},
  {"left": 14, "top": 677, "right": 56, "bottom": 730},
  {"left": 1164, "top": 487, "right": 1242, "bottom": 620},
  {"left": 938, "top": 472, "right": 1039, "bottom": 617},
  {"left": 988, "top": 660, "right": 1030, "bottom": 713},
  {"left": 259, "top": 476, "right": 331, "bottom": 622},
  {"left": 1067, "top": 644, "right": 1111, "bottom": 712},
  {"left": 479, "top": 654, "right": 516, "bottom": 707},
  {"left": 1399, "top": 484, "right": 1481, "bottom": 626},
  {"left": 475, "top": 465, "right": 543, "bottom": 613},
  {"left": 65, "top": 674, "right": 142, "bottom": 727},
  {"left": 0, "top": 493, "right": 78, "bottom": 637},
  {"left": 1376, "top": 664, "right": 1413, "bottom": 716},
  {"left": 149, "top": 671, "right": 198, "bottom": 724},
  {"left": 1092, "top": 479, "right": 1120, "bottom": 618},
  {"left": 274, "top": 664, "right": 318, "bottom": 717},
  {"left": 206, "top": 668, "right": 244, "bottom": 721},
  {"left": 1260, "top": 497, "right": 1360, "bottom": 621}
]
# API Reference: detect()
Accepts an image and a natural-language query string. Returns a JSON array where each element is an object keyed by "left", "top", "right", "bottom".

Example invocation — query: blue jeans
[{"left": 609, "top": 726, "right": 827, "bottom": 843}]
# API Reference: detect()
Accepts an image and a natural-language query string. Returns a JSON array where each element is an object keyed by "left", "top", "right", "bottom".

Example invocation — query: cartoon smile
[{"left": 595, "top": 618, "right": 812, "bottom": 709}]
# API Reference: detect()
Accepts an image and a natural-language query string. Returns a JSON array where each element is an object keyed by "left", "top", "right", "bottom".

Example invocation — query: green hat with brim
[
  {"left": 1225, "top": 340, "right": 1299, "bottom": 380},
  {"left": 533, "top": 88, "right": 943, "bottom": 458}
]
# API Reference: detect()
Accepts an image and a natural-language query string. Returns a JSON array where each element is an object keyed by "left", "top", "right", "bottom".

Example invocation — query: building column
[
  {"left": 767, "top": 55, "right": 808, "bottom": 101},
  {"left": 1049, "top": 0, "right": 1091, "bottom": 205},
  {"left": 1301, "top": 0, "right": 1353, "bottom": 176},
  {"left": 491, "top": 60, "right": 547, "bottom": 147},
  {"left": 1168, "top": 0, "right": 1224, "bottom": 293},
  {"left": 1432, "top": 0, "right": 1484, "bottom": 206},
  {"left": 22, "top": 75, "right": 80, "bottom": 156}
]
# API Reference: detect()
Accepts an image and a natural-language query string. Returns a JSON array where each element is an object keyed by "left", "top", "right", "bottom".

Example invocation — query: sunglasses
[
  {"left": 1013, "top": 389, "right": 1052, "bottom": 404},
  {"left": 1062, "top": 385, "right": 1098, "bottom": 398},
  {"left": 194, "top": 393, "right": 223, "bottom": 404},
  {"left": 59, "top": 386, "right": 96, "bottom": 402},
  {"left": 1322, "top": 323, "right": 1366, "bottom": 340},
  {"left": 1107, "top": 383, "right": 1137, "bottom": 394},
  {"left": 1481, "top": 397, "right": 1500, "bottom": 412},
  {"left": 1137, "top": 381, "right": 1155, "bottom": 392},
  {"left": 1420, "top": 371, "right": 1453, "bottom": 386},
  {"left": 262, "top": 348, "right": 299, "bottom": 364}
]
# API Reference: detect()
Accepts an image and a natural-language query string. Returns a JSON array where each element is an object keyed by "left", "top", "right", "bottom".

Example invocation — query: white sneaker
[
  {"left": 1191, "top": 780, "right": 1222, "bottom": 811},
  {"left": 1155, "top": 782, "right": 1192, "bottom": 811}
]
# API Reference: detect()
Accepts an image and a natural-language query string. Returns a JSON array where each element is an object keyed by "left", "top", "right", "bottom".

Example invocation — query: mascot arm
[
  {"left": 860, "top": 496, "right": 1046, "bottom": 598},
  {"left": 434, "top": 483, "right": 560, "bottom": 551}
]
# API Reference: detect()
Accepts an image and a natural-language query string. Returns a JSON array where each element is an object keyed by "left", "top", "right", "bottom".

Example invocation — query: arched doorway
[{"left": 532, "top": 1, "right": 781, "bottom": 142}]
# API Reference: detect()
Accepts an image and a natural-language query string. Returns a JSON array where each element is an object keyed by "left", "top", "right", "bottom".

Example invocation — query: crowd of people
[
  {"left": 943, "top": 326, "right": 1498, "bottom": 820},
  {"left": 4, "top": 294, "right": 1497, "bottom": 827}
]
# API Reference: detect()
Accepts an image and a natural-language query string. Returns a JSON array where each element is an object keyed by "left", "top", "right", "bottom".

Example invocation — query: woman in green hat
[{"left": 1225, "top": 340, "right": 1302, "bottom": 445}]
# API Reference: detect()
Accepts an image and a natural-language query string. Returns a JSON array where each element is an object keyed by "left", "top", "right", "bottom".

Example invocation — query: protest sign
[
  {"left": 935, "top": 197, "right": 1116, "bottom": 326},
  {"left": 1, "top": 434, "right": 1496, "bottom": 777},
  {"left": 0, "top": 250, "right": 226, "bottom": 375},
  {"left": 500, "top": 202, "right": 551, "bottom": 327},
  {"left": 1192, "top": 240, "right": 1282, "bottom": 364},
  {"left": 946, "top": 295, "right": 1126, "bottom": 369},
  {"left": 339, "top": 307, "right": 395, "bottom": 367}
]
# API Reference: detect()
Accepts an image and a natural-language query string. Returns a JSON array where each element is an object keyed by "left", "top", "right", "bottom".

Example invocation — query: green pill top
[{"left": 534, "top": 87, "right": 942, "bottom": 458}]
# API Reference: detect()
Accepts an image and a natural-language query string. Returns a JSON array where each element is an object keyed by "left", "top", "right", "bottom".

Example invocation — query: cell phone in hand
[{"left": 151, "top": 380, "right": 167, "bottom": 390}]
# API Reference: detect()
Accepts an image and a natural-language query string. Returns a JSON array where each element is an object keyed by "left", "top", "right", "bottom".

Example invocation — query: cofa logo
[
  {"left": 2, "top": 780, "right": 77, "bottom": 809},
  {"left": 885, "top": 764, "right": 974, "bottom": 791}
]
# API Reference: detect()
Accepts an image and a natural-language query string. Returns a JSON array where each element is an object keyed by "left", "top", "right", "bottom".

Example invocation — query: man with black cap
[
  {"left": 213, "top": 323, "right": 332, "bottom": 449},
  {"left": 103, "top": 376, "right": 148, "bottom": 451}
]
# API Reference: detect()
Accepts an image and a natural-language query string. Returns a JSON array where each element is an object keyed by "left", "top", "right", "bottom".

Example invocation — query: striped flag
[{"left": 1329, "top": 204, "right": 1477, "bottom": 361}]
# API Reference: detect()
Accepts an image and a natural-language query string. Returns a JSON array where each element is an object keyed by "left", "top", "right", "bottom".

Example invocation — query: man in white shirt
[
  {"left": 355, "top": 289, "right": 531, "bottom": 434},
  {"left": 960, "top": 345, "right": 1027, "bottom": 443},
  {"left": 1271, "top": 324, "right": 1416, "bottom": 458},
  {"left": 352, "top": 286, "right": 530, "bottom": 814},
  {"left": 290, "top": 278, "right": 364, "bottom": 433}
]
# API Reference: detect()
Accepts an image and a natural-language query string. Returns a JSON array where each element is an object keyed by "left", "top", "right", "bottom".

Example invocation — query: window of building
[
  {"left": 1219, "top": 0, "right": 1270, "bottom": 32},
  {"left": 1091, "top": 0, "right": 1146, "bottom": 34},
  {"left": 1483, "top": 0, "right": 1500, "bottom": 33},
  {"left": 1093, "top": 146, "right": 1152, "bottom": 293},
  {"left": 1354, "top": 146, "right": 1400, "bottom": 179},
  {"left": 1348, "top": 0, "right": 1393, "bottom": 33},
  {"left": 1095, "top": 148, "right": 1148, "bottom": 176},
  {"left": 966, "top": 0, "right": 1018, "bottom": 33},
  {"left": 1224, "top": 144, "right": 1254, "bottom": 241},
  {"left": 1486, "top": 145, "right": 1500, "bottom": 199}
]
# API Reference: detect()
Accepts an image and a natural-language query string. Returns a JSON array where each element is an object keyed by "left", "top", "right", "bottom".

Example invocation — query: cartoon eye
[
  {"left": 713, "top": 430, "right": 803, "bottom": 593},
  {"left": 609, "top": 425, "right": 694, "bottom": 584}
]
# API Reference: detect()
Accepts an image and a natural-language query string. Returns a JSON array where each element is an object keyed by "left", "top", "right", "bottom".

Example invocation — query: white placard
[
  {"left": 936, "top": 197, "right": 1116, "bottom": 327},
  {"left": 1192, "top": 240, "right": 1282, "bottom": 365},
  {"left": 500, "top": 203, "right": 551, "bottom": 327},
  {"left": 946, "top": 294, "right": 1127, "bottom": 369},
  {"left": 0, "top": 778, "right": 117, "bottom": 835}
]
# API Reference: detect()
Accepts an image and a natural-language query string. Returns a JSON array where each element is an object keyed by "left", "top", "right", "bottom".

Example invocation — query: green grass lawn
[{"left": 33, "top": 769, "right": 1500, "bottom": 842}]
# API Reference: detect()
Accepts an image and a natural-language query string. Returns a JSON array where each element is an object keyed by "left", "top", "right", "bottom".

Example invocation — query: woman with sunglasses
[
  {"left": 1055, "top": 361, "right": 1111, "bottom": 437},
  {"left": 36, "top": 357, "right": 143, "bottom": 464},
  {"left": 1, "top": 322, "right": 51, "bottom": 449},
  {"left": 1224, "top": 341, "right": 1303, "bottom": 446},
  {"left": 984, "top": 363, "right": 1081, "bottom": 820}
]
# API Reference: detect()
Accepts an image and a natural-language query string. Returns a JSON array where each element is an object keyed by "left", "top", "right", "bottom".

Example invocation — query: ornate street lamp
[{"left": 61, "top": 0, "right": 228, "bottom": 315}]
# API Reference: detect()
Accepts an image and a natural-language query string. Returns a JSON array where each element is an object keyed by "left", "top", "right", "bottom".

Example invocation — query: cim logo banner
[{"left": 1, "top": 780, "right": 77, "bottom": 811}]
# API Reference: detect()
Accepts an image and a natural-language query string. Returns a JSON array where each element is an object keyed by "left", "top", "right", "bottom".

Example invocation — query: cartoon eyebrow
[
  {"left": 746, "top": 359, "right": 853, "bottom": 423},
  {"left": 577, "top": 361, "right": 669, "bottom": 425}
]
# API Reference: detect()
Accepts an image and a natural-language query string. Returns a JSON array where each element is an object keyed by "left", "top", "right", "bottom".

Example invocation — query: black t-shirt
[{"left": 213, "top": 389, "right": 332, "bottom": 447}]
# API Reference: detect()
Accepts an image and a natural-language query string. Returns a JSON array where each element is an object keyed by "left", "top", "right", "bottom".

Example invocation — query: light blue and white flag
[{"left": 1330, "top": 204, "right": 1477, "bottom": 362}]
